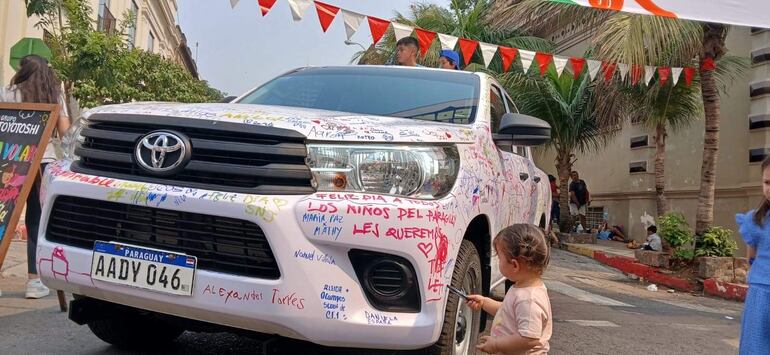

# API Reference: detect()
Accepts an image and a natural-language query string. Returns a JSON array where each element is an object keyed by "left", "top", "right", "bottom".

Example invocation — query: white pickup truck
[{"left": 38, "top": 66, "right": 551, "bottom": 354}]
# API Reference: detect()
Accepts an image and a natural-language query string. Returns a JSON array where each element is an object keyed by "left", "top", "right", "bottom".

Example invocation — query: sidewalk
[
  {"left": 0, "top": 240, "right": 60, "bottom": 317},
  {"left": 563, "top": 239, "right": 635, "bottom": 259}
]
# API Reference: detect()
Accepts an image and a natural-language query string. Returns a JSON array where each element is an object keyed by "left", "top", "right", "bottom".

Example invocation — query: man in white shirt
[{"left": 643, "top": 225, "right": 662, "bottom": 251}]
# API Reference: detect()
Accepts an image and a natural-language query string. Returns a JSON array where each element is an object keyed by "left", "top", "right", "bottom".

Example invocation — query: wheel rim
[{"left": 453, "top": 271, "right": 475, "bottom": 355}]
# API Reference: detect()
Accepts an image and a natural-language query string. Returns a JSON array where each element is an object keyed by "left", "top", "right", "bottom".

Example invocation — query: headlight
[
  {"left": 307, "top": 144, "right": 459, "bottom": 199},
  {"left": 61, "top": 117, "right": 87, "bottom": 160}
]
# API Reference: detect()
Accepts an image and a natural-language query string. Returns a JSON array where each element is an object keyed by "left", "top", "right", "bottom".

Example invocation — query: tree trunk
[
  {"left": 654, "top": 122, "right": 668, "bottom": 217},
  {"left": 556, "top": 148, "right": 573, "bottom": 232},
  {"left": 695, "top": 23, "right": 727, "bottom": 235}
]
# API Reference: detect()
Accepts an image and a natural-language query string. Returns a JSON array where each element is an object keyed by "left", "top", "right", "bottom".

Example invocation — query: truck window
[{"left": 489, "top": 86, "right": 506, "bottom": 133}]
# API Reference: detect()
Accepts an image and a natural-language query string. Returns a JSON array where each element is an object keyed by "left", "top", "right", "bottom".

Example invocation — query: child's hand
[
  {"left": 476, "top": 335, "right": 498, "bottom": 353},
  {"left": 466, "top": 294, "right": 486, "bottom": 311}
]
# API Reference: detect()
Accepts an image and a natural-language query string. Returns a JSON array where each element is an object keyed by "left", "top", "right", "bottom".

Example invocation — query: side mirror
[
  {"left": 493, "top": 113, "right": 551, "bottom": 146},
  {"left": 219, "top": 95, "right": 238, "bottom": 103}
]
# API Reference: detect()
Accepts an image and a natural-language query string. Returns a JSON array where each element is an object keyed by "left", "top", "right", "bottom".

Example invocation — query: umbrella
[{"left": 9, "top": 37, "right": 52, "bottom": 71}]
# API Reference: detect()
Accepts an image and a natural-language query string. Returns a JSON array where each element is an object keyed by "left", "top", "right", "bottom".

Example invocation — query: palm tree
[{"left": 496, "top": 67, "right": 628, "bottom": 230}]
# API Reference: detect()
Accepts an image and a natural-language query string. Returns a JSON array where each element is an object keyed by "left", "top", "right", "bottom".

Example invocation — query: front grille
[
  {"left": 71, "top": 113, "right": 314, "bottom": 194},
  {"left": 46, "top": 196, "right": 280, "bottom": 279}
]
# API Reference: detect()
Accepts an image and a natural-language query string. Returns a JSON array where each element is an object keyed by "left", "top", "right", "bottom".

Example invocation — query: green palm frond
[
  {"left": 714, "top": 55, "right": 750, "bottom": 95},
  {"left": 489, "top": 0, "right": 609, "bottom": 37}
]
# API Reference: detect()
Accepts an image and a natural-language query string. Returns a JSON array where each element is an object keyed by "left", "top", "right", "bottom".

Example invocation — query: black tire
[
  {"left": 87, "top": 313, "right": 184, "bottom": 349},
  {"left": 429, "top": 240, "right": 482, "bottom": 355}
]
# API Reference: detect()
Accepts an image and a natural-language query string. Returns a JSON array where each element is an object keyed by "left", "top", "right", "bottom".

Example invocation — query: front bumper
[{"left": 36, "top": 161, "right": 462, "bottom": 349}]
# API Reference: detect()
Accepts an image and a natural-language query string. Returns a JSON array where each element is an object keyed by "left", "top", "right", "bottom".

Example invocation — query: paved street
[{"left": 0, "top": 246, "right": 743, "bottom": 354}]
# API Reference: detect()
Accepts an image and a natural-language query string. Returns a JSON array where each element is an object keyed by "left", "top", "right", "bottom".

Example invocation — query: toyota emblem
[{"left": 135, "top": 131, "right": 191, "bottom": 175}]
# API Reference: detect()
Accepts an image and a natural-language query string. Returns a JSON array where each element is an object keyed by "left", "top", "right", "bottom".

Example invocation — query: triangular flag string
[
  {"left": 479, "top": 43, "right": 498, "bottom": 68},
  {"left": 519, "top": 50, "right": 536, "bottom": 73},
  {"left": 230, "top": 0, "right": 239, "bottom": 8},
  {"left": 535, "top": 52, "right": 553, "bottom": 77},
  {"left": 415, "top": 29, "right": 437, "bottom": 58},
  {"left": 553, "top": 56, "right": 568, "bottom": 77},
  {"left": 630, "top": 64, "right": 643, "bottom": 85},
  {"left": 341, "top": 10, "right": 365, "bottom": 40},
  {"left": 438, "top": 34, "right": 459, "bottom": 51},
  {"left": 671, "top": 67, "right": 683, "bottom": 86},
  {"left": 499, "top": 47, "right": 518, "bottom": 72},
  {"left": 602, "top": 62, "right": 617, "bottom": 82},
  {"left": 458, "top": 38, "right": 479, "bottom": 66},
  {"left": 617, "top": 63, "right": 629, "bottom": 81},
  {"left": 367, "top": 16, "right": 390, "bottom": 45},
  {"left": 683, "top": 67, "right": 696, "bottom": 86},
  {"left": 392, "top": 23, "right": 414, "bottom": 41},
  {"left": 645, "top": 65, "right": 656, "bottom": 86},
  {"left": 314, "top": 1, "right": 340, "bottom": 33},
  {"left": 587, "top": 60, "right": 602, "bottom": 81},
  {"left": 287, "top": 0, "right": 313, "bottom": 21},
  {"left": 570, "top": 58, "right": 586, "bottom": 80},
  {"left": 258, "top": 0, "right": 277, "bottom": 16},
  {"left": 658, "top": 67, "right": 671, "bottom": 86}
]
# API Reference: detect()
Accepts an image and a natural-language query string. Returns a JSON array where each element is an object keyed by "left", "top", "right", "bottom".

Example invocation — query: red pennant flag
[
  {"left": 658, "top": 66, "right": 671, "bottom": 86},
  {"left": 258, "top": 0, "right": 277, "bottom": 16},
  {"left": 314, "top": 1, "right": 340, "bottom": 33},
  {"left": 630, "top": 64, "right": 643, "bottom": 85},
  {"left": 569, "top": 57, "right": 586, "bottom": 80},
  {"left": 683, "top": 67, "right": 696, "bottom": 86},
  {"left": 602, "top": 62, "right": 616, "bottom": 82},
  {"left": 701, "top": 57, "right": 716, "bottom": 71},
  {"left": 458, "top": 38, "right": 479, "bottom": 66},
  {"left": 499, "top": 47, "right": 519, "bottom": 72},
  {"left": 414, "top": 29, "right": 436, "bottom": 58},
  {"left": 367, "top": 16, "right": 390, "bottom": 45},
  {"left": 535, "top": 52, "right": 553, "bottom": 77}
]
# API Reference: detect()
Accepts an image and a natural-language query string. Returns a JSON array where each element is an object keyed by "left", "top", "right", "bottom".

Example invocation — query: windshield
[{"left": 238, "top": 67, "right": 480, "bottom": 124}]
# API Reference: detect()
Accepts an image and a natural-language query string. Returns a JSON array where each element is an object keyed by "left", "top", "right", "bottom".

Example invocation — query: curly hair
[
  {"left": 11, "top": 55, "right": 61, "bottom": 105},
  {"left": 494, "top": 224, "right": 550, "bottom": 273}
]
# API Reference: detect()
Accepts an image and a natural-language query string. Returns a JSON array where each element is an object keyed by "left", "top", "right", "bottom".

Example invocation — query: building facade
[
  {"left": 535, "top": 23, "right": 762, "bottom": 253},
  {"left": 0, "top": 0, "right": 196, "bottom": 86}
]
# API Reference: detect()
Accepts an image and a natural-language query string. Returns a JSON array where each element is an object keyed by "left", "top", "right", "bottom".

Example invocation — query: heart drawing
[{"left": 417, "top": 242, "right": 434, "bottom": 258}]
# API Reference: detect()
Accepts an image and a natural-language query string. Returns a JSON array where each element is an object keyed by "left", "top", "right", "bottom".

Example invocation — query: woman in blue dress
[{"left": 737, "top": 156, "right": 770, "bottom": 354}]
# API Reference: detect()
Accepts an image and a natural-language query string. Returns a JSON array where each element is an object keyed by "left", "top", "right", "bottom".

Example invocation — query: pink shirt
[{"left": 490, "top": 284, "right": 552, "bottom": 355}]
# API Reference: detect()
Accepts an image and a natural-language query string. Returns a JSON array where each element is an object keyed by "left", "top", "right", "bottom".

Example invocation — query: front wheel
[{"left": 429, "top": 239, "right": 482, "bottom": 355}]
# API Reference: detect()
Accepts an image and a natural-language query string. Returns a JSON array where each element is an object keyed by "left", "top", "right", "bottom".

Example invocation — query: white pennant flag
[
  {"left": 519, "top": 50, "right": 536, "bottom": 73},
  {"left": 392, "top": 23, "right": 414, "bottom": 41},
  {"left": 229, "top": 0, "right": 239, "bottom": 8},
  {"left": 438, "top": 33, "right": 459, "bottom": 51},
  {"left": 288, "top": 0, "right": 313, "bottom": 21},
  {"left": 479, "top": 43, "right": 498, "bottom": 67},
  {"left": 553, "top": 56, "right": 568, "bottom": 76},
  {"left": 672, "top": 67, "right": 684, "bottom": 86},
  {"left": 341, "top": 10, "right": 365, "bottom": 40},
  {"left": 617, "top": 63, "right": 629, "bottom": 80},
  {"left": 587, "top": 60, "right": 602, "bottom": 81},
  {"left": 645, "top": 65, "right": 656, "bottom": 86}
]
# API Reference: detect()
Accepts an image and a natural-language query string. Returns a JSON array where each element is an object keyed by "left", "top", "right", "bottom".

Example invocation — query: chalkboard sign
[{"left": 0, "top": 103, "right": 59, "bottom": 269}]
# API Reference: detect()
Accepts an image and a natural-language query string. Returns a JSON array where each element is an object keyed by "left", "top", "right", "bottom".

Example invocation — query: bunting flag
[
  {"left": 553, "top": 56, "right": 568, "bottom": 76},
  {"left": 602, "top": 62, "right": 616, "bottom": 82},
  {"left": 341, "top": 10, "right": 364, "bottom": 40},
  {"left": 479, "top": 43, "right": 498, "bottom": 67},
  {"left": 519, "top": 50, "right": 536, "bottom": 73},
  {"left": 499, "top": 47, "right": 518, "bottom": 72},
  {"left": 367, "top": 16, "right": 390, "bottom": 45},
  {"left": 587, "top": 59, "right": 601, "bottom": 81},
  {"left": 671, "top": 67, "right": 683, "bottom": 86},
  {"left": 415, "top": 29, "right": 436, "bottom": 58},
  {"left": 230, "top": 0, "right": 240, "bottom": 8},
  {"left": 392, "top": 22, "right": 414, "bottom": 41},
  {"left": 314, "top": 1, "right": 340, "bottom": 32},
  {"left": 258, "top": 0, "right": 277, "bottom": 16},
  {"left": 438, "top": 34, "right": 459, "bottom": 51},
  {"left": 617, "top": 63, "right": 629, "bottom": 81},
  {"left": 658, "top": 67, "right": 671, "bottom": 86},
  {"left": 288, "top": 0, "right": 313, "bottom": 21},
  {"left": 458, "top": 38, "right": 479, "bottom": 66},
  {"left": 535, "top": 52, "right": 553, "bottom": 77},
  {"left": 570, "top": 57, "right": 586, "bottom": 79},
  {"left": 645, "top": 65, "right": 656, "bottom": 86},
  {"left": 702, "top": 57, "right": 716, "bottom": 71},
  {"left": 683, "top": 67, "right": 695, "bottom": 86},
  {"left": 630, "top": 64, "right": 643, "bottom": 85}
]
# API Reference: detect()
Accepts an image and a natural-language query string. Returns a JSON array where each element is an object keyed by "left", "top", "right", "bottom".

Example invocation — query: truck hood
[{"left": 85, "top": 103, "right": 476, "bottom": 144}]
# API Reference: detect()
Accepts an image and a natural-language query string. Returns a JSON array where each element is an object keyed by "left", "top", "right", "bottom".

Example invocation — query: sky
[{"left": 177, "top": 0, "right": 449, "bottom": 96}]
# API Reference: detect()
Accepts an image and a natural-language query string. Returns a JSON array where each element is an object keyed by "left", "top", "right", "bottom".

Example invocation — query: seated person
[
  {"left": 642, "top": 225, "right": 662, "bottom": 251},
  {"left": 597, "top": 221, "right": 627, "bottom": 242}
]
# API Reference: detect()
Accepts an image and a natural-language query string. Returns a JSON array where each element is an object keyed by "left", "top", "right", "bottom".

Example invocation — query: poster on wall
[{"left": 0, "top": 103, "right": 59, "bottom": 269}]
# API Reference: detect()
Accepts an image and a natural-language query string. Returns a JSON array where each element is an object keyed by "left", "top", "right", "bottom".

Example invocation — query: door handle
[
  {"left": 519, "top": 173, "right": 529, "bottom": 181},
  {"left": 533, "top": 176, "right": 541, "bottom": 183}
]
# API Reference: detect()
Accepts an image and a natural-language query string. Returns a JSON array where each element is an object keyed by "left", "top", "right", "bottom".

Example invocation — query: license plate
[{"left": 91, "top": 241, "right": 196, "bottom": 296}]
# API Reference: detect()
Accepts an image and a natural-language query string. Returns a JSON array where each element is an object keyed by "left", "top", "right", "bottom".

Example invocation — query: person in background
[
  {"left": 736, "top": 155, "right": 770, "bottom": 354},
  {"left": 466, "top": 224, "right": 552, "bottom": 354},
  {"left": 569, "top": 171, "right": 590, "bottom": 230},
  {"left": 395, "top": 37, "right": 422, "bottom": 67},
  {"left": 641, "top": 225, "right": 662, "bottom": 251},
  {"left": 439, "top": 50, "right": 460, "bottom": 70},
  {"left": 0, "top": 55, "right": 71, "bottom": 299},
  {"left": 548, "top": 175, "right": 559, "bottom": 226}
]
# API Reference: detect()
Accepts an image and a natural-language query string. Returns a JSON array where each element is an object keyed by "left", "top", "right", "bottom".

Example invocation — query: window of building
[
  {"left": 489, "top": 86, "right": 506, "bottom": 133},
  {"left": 586, "top": 207, "right": 605, "bottom": 230},
  {"left": 630, "top": 135, "right": 649, "bottom": 149},
  {"left": 750, "top": 148, "right": 770, "bottom": 163},
  {"left": 629, "top": 161, "right": 648, "bottom": 173},
  {"left": 127, "top": 1, "right": 138, "bottom": 48},
  {"left": 750, "top": 114, "right": 770, "bottom": 130},
  {"left": 97, "top": 0, "right": 116, "bottom": 33},
  {"left": 148, "top": 31, "right": 155, "bottom": 53}
]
